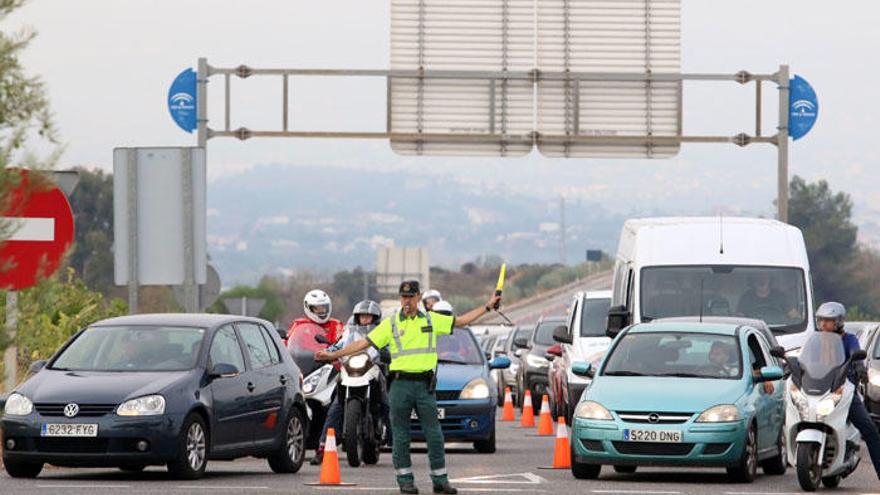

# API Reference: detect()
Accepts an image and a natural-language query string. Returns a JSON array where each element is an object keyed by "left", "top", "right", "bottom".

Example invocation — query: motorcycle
[
  {"left": 775, "top": 332, "right": 868, "bottom": 491},
  {"left": 316, "top": 332, "right": 388, "bottom": 467},
  {"left": 287, "top": 323, "right": 339, "bottom": 449}
]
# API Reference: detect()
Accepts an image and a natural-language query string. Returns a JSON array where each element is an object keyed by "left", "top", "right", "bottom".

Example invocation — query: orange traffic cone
[
  {"left": 538, "top": 417, "right": 571, "bottom": 469},
  {"left": 501, "top": 387, "right": 516, "bottom": 422},
  {"left": 536, "top": 395, "right": 554, "bottom": 435},
  {"left": 520, "top": 390, "right": 535, "bottom": 428},
  {"left": 304, "top": 428, "right": 355, "bottom": 486}
]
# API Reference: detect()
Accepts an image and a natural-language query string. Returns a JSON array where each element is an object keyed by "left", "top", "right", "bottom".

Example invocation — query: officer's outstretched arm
[
  {"left": 317, "top": 338, "right": 371, "bottom": 362},
  {"left": 456, "top": 293, "right": 502, "bottom": 327}
]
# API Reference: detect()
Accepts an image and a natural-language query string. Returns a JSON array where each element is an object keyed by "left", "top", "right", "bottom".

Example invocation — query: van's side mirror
[
  {"left": 606, "top": 305, "right": 630, "bottom": 338},
  {"left": 209, "top": 363, "right": 240, "bottom": 379},
  {"left": 28, "top": 360, "right": 47, "bottom": 375},
  {"left": 853, "top": 349, "right": 868, "bottom": 361},
  {"left": 769, "top": 346, "right": 786, "bottom": 359},
  {"left": 513, "top": 336, "right": 529, "bottom": 349},
  {"left": 553, "top": 325, "right": 572, "bottom": 344}
]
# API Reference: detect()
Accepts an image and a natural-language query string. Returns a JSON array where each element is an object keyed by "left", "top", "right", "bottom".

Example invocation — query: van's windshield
[{"left": 640, "top": 266, "right": 807, "bottom": 334}]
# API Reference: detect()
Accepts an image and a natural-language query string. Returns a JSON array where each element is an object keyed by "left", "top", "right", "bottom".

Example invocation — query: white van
[{"left": 606, "top": 217, "right": 814, "bottom": 351}]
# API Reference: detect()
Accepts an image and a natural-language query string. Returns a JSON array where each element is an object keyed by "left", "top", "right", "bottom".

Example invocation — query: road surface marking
[
  {"left": 451, "top": 472, "right": 546, "bottom": 484},
  {"left": 38, "top": 485, "right": 130, "bottom": 489},
  {"left": 3, "top": 217, "right": 55, "bottom": 241},
  {"left": 177, "top": 486, "right": 270, "bottom": 490},
  {"left": 592, "top": 491, "right": 680, "bottom": 495}
]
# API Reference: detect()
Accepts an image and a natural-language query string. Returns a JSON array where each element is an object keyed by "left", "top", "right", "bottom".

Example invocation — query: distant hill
[{"left": 207, "top": 164, "right": 628, "bottom": 284}]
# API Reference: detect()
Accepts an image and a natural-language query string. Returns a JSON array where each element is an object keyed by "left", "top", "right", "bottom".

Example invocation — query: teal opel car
[{"left": 569, "top": 322, "right": 786, "bottom": 483}]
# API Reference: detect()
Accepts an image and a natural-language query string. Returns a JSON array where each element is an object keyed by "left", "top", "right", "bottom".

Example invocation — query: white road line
[
  {"left": 451, "top": 472, "right": 547, "bottom": 484},
  {"left": 177, "top": 486, "right": 270, "bottom": 490},
  {"left": 592, "top": 491, "right": 680, "bottom": 495},
  {"left": 724, "top": 492, "right": 806, "bottom": 495},
  {"left": 314, "top": 488, "right": 545, "bottom": 493},
  {"left": 3, "top": 217, "right": 55, "bottom": 241},
  {"left": 38, "top": 485, "right": 131, "bottom": 489}
]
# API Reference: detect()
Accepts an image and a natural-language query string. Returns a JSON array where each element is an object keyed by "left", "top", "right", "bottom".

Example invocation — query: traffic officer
[{"left": 316, "top": 280, "right": 500, "bottom": 495}]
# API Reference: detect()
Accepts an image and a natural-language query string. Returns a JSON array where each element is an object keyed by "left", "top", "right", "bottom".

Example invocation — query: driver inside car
[
  {"left": 707, "top": 341, "right": 738, "bottom": 377},
  {"left": 736, "top": 273, "right": 799, "bottom": 322}
]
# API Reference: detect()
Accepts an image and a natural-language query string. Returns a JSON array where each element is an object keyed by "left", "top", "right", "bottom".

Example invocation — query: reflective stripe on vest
[{"left": 390, "top": 310, "right": 435, "bottom": 358}]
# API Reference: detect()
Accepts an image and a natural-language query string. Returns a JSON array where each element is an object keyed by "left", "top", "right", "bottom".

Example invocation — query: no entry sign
[{"left": 0, "top": 169, "right": 75, "bottom": 290}]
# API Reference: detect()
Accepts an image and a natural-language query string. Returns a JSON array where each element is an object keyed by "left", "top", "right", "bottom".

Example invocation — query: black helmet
[
  {"left": 816, "top": 301, "right": 846, "bottom": 332},
  {"left": 352, "top": 299, "right": 382, "bottom": 325}
]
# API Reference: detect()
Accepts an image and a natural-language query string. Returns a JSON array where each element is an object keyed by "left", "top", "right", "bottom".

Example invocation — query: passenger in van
[{"left": 736, "top": 273, "right": 799, "bottom": 323}]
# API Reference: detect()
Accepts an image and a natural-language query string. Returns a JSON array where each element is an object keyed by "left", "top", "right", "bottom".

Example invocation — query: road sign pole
[
  {"left": 776, "top": 64, "right": 790, "bottom": 223},
  {"left": 4, "top": 291, "right": 18, "bottom": 392},
  {"left": 182, "top": 148, "right": 198, "bottom": 313},
  {"left": 126, "top": 149, "right": 139, "bottom": 314}
]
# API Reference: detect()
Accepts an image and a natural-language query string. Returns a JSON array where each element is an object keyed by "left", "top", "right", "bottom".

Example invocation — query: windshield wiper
[
  {"left": 604, "top": 370, "right": 646, "bottom": 376},
  {"left": 437, "top": 358, "right": 468, "bottom": 365},
  {"left": 654, "top": 372, "right": 709, "bottom": 378}
]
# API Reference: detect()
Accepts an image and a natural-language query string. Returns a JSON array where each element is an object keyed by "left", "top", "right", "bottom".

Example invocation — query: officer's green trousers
[{"left": 389, "top": 379, "right": 448, "bottom": 486}]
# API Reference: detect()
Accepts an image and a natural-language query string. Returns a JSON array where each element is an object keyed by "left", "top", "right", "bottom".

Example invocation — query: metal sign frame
[{"left": 195, "top": 59, "right": 792, "bottom": 220}]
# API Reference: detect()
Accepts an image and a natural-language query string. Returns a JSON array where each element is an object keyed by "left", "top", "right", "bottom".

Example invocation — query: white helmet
[
  {"left": 422, "top": 289, "right": 442, "bottom": 305},
  {"left": 303, "top": 289, "right": 332, "bottom": 324},
  {"left": 433, "top": 300, "right": 454, "bottom": 316}
]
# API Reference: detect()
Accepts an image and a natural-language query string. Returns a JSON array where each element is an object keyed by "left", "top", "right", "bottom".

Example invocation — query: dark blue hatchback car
[{"left": 1, "top": 314, "right": 307, "bottom": 479}]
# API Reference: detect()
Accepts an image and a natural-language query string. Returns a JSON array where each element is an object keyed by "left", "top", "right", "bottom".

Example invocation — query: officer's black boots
[
  {"left": 309, "top": 449, "right": 323, "bottom": 466},
  {"left": 432, "top": 484, "right": 457, "bottom": 494},
  {"left": 399, "top": 482, "right": 419, "bottom": 494}
]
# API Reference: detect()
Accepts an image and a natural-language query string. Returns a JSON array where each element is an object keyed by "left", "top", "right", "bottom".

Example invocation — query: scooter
[
  {"left": 301, "top": 361, "right": 339, "bottom": 450},
  {"left": 337, "top": 350, "right": 387, "bottom": 467},
  {"left": 775, "top": 332, "right": 868, "bottom": 491}
]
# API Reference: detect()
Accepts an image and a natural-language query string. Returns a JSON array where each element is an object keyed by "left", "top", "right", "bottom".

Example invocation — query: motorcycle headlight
[
  {"left": 348, "top": 353, "right": 369, "bottom": 370},
  {"left": 4, "top": 393, "right": 34, "bottom": 416},
  {"left": 117, "top": 395, "right": 165, "bottom": 416},
  {"left": 303, "top": 372, "right": 322, "bottom": 394},
  {"left": 869, "top": 368, "right": 880, "bottom": 388},
  {"left": 574, "top": 400, "right": 612, "bottom": 421},
  {"left": 696, "top": 404, "right": 740, "bottom": 423},
  {"left": 817, "top": 387, "right": 843, "bottom": 418},
  {"left": 526, "top": 354, "right": 549, "bottom": 369},
  {"left": 460, "top": 378, "right": 490, "bottom": 400}
]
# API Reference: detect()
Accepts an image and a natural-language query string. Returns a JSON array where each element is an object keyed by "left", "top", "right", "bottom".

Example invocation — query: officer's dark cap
[{"left": 399, "top": 280, "right": 421, "bottom": 296}]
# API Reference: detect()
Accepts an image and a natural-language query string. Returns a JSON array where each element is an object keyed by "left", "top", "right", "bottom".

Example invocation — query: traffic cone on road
[
  {"left": 305, "top": 428, "right": 355, "bottom": 486},
  {"left": 538, "top": 417, "right": 571, "bottom": 470},
  {"left": 501, "top": 387, "right": 516, "bottom": 422},
  {"left": 536, "top": 395, "right": 554, "bottom": 435},
  {"left": 520, "top": 390, "right": 535, "bottom": 427}
]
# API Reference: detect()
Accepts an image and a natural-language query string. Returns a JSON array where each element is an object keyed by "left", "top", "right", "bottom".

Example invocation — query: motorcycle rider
[
  {"left": 422, "top": 289, "right": 442, "bottom": 312},
  {"left": 816, "top": 301, "right": 880, "bottom": 479},
  {"left": 287, "top": 289, "right": 344, "bottom": 346},
  {"left": 310, "top": 299, "right": 386, "bottom": 465}
]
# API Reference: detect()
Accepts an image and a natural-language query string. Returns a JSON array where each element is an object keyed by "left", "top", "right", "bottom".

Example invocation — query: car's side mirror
[
  {"left": 28, "top": 360, "right": 47, "bottom": 375},
  {"left": 572, "top": 362, "right": 593, "bottom": 378},
  {"left": 553, "top": 325, "right": 572, "bottom": 344},
  {"left": 756, "top": 365, "right": 784, "bottom": 382},
  {"left": 209, "top": 363, "right": 240, "bottom": 379},
  {"left": 769, "top": 346, "right": 786, "bottom": 359},
  {"left": 489, "top": 356, "right": 511, "bottom": 370},
  {"left": 314, "top": 334, "right": 330, "bottom": 345},
  {"left": 853, "top": 349, "right": 868, "bottom": 361},
  {"left": 513, "top": 336, "right": 529, "bottom": 349},
  {"left": 545, "top": 344, "right": 562, "bottom": 361},
  {"left": 606, "top": 305, "right": 630, "bottom": 338},
  {"left": 513, "top": 349, "right": 524, "bottom": 358}
]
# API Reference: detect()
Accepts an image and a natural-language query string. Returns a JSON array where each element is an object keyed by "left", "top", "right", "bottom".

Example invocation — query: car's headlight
[
  {"left": 4, "top": 393, "right": 33, "bottom": 416},
  {"left": 526, "top": 354, "right": 549, "bottom": 369},
  {"left": 460, "top": 378, "right": 490, "bottom": 400},
  {"left": 696, "top": 404, "right": 740, "bottom": 423},
  {"left": 574, "top": 400, "right": 612, "bottom": 420},
  {"left": 117, "top": 395, "right": 166, "bottom": 416},
  {"left": 348, "top": 353, "right": 369, "bottom": 370},
  {"left": 869, "top": 368, "right": 880, "bottom": 387}
]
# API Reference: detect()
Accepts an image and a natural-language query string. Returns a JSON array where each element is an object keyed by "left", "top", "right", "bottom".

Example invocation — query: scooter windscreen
[
  {"left": 288, "top": 322, "right": 333, "bottom": 376},
  {"left": 795, "top": 332, "right": 846, "bottom": 395}
]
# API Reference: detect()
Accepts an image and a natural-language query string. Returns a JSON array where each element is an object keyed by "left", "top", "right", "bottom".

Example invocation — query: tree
[
  {"left": 68, "top": 168, "right": 114, "bottom": 293},
  {"left": 0, "top": 0, "right": 59, "bottom": 239},
  {"left": 787, "top": 176, "right": 875, "bottom": 314},
  {"left": 209, "top": 277, "right": 285, "bottom": 324}
]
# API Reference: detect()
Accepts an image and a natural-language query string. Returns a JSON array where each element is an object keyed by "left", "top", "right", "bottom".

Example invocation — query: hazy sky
[{"left": 7, "top": 1, "right": 880, "bottom": 243}]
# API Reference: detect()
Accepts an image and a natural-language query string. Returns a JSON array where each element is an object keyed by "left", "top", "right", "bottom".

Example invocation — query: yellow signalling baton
[{"left": 494, "top": 264, "right": 506, "bottom": 309}]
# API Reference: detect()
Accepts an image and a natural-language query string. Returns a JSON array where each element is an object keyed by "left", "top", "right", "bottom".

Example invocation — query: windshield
[
  {"left": 534, "top": 321, "right": 562, "bottom": 346},
  {"left": 437, "top": 329, "right": 484, "bottom": 365},
  {"left": 603, "top": 332, "right": 742, "bottom": 379},
  {"left": 51, "top": 326, "right": 205, "bottom": 372},
  {"left": 797, "top": 332, "right": 845, "bottom": 391},
  {"left": 287, "top": 322, "right": 332, "bottom": 375},
  {"left": 641, "top": 266, "right": 807, "bottom": 334},
  {"left": 581, "top": 298, "right": 611, "bottom": 337}
]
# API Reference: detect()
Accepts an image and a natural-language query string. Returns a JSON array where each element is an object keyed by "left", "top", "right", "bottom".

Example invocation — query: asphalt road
[{"left": 3, "top": 417, "right": 880, "bottom": 495}]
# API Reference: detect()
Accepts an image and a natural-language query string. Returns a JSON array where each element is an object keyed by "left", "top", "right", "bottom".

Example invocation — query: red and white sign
[{"left": 0, "top": 169, "right": 75, "bottom": 290}]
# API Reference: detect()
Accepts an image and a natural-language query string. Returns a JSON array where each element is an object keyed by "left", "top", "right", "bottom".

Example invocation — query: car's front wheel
[
  {"left": 167, "top": 413, "right": 208, "bottom": 480},
  {"left": 570, "top": 443, "right": 600, "bottom": 479},
  {"left": 268, "top": 407, "right": 306, "bottom": 474},
  {"left": 727, "top": 424, "right": 758, "bottom": 483},
  {"left": 474, "top": 428, "right": 496, "bottom": 453},
  {"left": 3, "top": 458, "right": 43, "bottom": 478}
]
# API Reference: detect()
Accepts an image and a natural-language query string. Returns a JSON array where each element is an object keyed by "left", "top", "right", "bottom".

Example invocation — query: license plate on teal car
[{"left": 623, "top": 429, "right": 681, "bottom": 443}]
